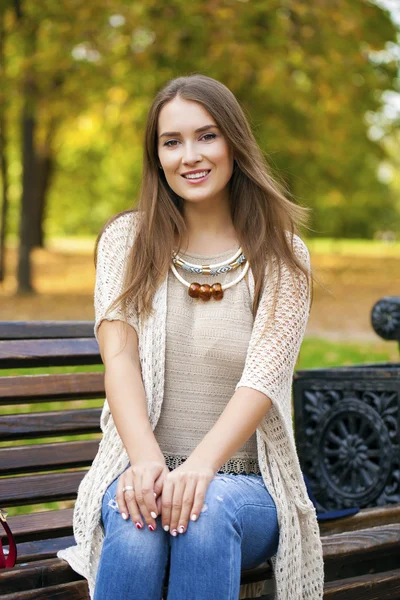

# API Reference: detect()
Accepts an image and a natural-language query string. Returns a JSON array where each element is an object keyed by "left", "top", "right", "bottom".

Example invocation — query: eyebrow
[{"left": 159, "top": 124, "right": 220, "bottom": 138}]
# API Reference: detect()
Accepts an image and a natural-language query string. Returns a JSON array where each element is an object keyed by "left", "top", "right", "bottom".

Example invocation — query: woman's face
[{"left": 157, "top": 97, "right": 234, "bottom": 207}]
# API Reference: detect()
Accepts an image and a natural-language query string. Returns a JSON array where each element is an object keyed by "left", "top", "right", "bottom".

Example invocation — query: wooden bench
[{"left": 1, "top": 321, "right": 400, "bottom": 599}]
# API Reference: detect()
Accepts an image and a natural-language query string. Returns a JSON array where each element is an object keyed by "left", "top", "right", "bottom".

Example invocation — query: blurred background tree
[{"left": 0, "top": 0, "right": 399, "bottom": 292}]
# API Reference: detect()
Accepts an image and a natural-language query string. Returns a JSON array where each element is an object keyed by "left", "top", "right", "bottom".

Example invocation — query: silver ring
[{"left": 122, "top": 485, "right": 135, "bottom": 493}]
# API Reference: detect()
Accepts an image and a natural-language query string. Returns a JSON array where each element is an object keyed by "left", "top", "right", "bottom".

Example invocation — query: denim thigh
[{"left": 168, "top": 472, "right": 279, "bottom": 571}]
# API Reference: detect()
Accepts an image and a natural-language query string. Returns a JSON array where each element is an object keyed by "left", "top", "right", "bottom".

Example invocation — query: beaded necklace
[{"left": 170, "top": 247, "right": 249, "bottom": 301}]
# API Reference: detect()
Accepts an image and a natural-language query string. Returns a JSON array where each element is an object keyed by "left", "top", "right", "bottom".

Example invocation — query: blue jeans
[{"left": 94, "top": 471, "right": 279, "bottom": 600}]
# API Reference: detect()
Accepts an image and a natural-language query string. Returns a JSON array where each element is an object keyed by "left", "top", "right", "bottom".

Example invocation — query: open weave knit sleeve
[
  {"left": 235, "top": 233, "right": 311, "bottom": 409},
  {"left": 93, "top": 211, "right": 139, "bottom": 343}
]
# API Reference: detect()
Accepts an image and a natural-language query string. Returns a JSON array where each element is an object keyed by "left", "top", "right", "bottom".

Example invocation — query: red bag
[{"left": 0, "top": 508, "right": 17, "bottom": 569}]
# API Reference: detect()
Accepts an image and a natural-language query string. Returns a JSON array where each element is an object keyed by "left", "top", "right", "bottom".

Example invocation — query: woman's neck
[
  {"left": 174, "top": 228, "right": 239, "bottom": 256},
  {"left": 176, "top": 204, "right": 238, "bottom": 255}
]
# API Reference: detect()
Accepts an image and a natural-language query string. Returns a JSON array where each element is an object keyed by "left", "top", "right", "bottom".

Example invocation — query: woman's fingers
[
  {"left": 141, "top": 470, "right": 160, "bottom": 529},
  {"left": 190, "top": 478, "right": 209, "bottom": 524},
  {"left": 161, "top": 464, "right": 215, "bottom": 535},
  {"left": 156, "top": 494, "right": 163, "bottom": 515},
  {"left": 116, "top": 474, "right": 144, "bottom": 529},
  {"left": 161, "top": 477, "right": 174, "bottom": 533},
  {"left": 133, "top": 472, "right": 155, "bottom": 530},
  {"left": 114, "top": 461, "right": 170, "bottom": 532},
  {"left": 154, "top": 466, "right": 169, "bottom": 517},
  {"left": 116, "top": 475, "right": 130, "bottom": 521},
  {"left": 168, "top": 477, "right": 186, "bottom": 536},
  {"left": 124, "top": 488, "right": 144, "bottom": 530},
  {"left": 154, "top": 466, "right": 168, "bottom": 498},
  {"left": 176, "top": 478, "right": 197, "bottom": 534}
]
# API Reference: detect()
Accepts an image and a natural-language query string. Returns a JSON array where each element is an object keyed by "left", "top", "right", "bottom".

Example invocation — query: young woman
[{"left": 58, "top": 74, "right": 324, "bottom": 599}]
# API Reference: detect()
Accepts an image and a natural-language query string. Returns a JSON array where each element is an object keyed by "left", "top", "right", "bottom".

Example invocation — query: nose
[{"left": 182, "top": 141, "right": 202, "bottom": 165}]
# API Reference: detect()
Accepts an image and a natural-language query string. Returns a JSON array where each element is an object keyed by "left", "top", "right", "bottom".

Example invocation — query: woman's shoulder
[
  {"left": 102, "top": 209, "right": 141, "bottom": 235},
  {"left": 99, "top": 209, "right": 142, "bottom": 248},
  {"left": 283, "top": 230, "right": 310, "bottom": 267},
  {"left": 283, "top": 229, "right": 308, "bottom": 250}
]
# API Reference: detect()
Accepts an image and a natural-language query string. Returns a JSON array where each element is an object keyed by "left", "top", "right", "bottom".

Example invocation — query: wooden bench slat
[
  {"left": 322, "top": 523, "right": 400, "bottom": 582},
  {"left": 323, "top": 568, "right": 400, "bottom": 599},
  {"left": 0, "top": 471, "right": 87, "bottom": 506},
  {"left": 0, "top": 339, "right": 101, "bottom": 369},
  {"left": 0, "top": 408, "right": 101, "bottom": 441},
  {"left": 322, "top": 523, "right": 400, "bottom": 562},
  {"left": 319, "top": 503, "right": 400, "bottom": 536},
  {"left": 0, "top": 372, "right": 104, "bottom": 405},
  {"left": 0, "top": 580, "right": 89, "bottom": 600},
  {"left": 0, "top": 558, "right": 83, "bottom": 595},
  {"left": 0, "top": 440, "right": 100, "bottom": 475},
  {"left": 1, "top": 509, "right": 73, "bottom": 543},
  {"left": 12, "top": 535, "right": 76, "bottom": 563},
  {"left": 2, "top": 567, "right": 400, "bottom": 600},
  {"left": 0, "top": 321, "right": 95, "bottom": 340},
  {"left": 2, "top": 559, "right": 400, "bottom": 600}
]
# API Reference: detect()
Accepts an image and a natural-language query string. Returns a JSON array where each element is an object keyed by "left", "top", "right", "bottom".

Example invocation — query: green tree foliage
[{"left": 1, "top": 0, "right": 399, "bottom": 250}]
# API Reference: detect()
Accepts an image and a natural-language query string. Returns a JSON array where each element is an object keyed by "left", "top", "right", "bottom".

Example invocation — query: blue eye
[{"left": 163, "top": 133, "right": 217, "bottom": 147}]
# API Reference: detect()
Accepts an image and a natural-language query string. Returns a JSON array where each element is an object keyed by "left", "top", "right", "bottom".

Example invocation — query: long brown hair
[{"left": 95, "top": 74, "right": 315, "bottom": 334}]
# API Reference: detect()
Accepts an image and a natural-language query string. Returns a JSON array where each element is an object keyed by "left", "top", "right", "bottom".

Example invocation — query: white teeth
[{"left": 183, "top": 170, "right": 210, "bottom": 179}]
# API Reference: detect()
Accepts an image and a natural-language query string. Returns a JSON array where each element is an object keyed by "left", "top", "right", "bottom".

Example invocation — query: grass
[
  {"left": 298, "top": 336, "right": 398, "bottom": 369},
  {"left": 306, "top": 237, "right": 400, "bottom": 257}
]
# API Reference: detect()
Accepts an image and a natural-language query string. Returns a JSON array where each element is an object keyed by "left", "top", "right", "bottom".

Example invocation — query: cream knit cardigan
[{"left": 57, "top": 210, "right": 324, "bottom": 599}]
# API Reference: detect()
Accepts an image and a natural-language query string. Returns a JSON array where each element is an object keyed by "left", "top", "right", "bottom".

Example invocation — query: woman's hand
[
  {"left": 116, "top": 460, "right": 170, "bottom": 530},
  {"left": 161, "top": 457, "right": 215, "bottom": 536}
]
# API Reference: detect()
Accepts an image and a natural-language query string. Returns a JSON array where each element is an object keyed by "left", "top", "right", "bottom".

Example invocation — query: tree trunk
[
  {"left": 17, "top": 20, "right": 37, "bottom": 294},
  {"left": 31, "top": 128, "right": 55, "bottom": 248},
  {"left": 0, "top": 13, "right": 9, "bottom": 283},
  {"left": 0, "top": 111, "right": 8, "bottom": 284},
  {"left": 17, "top": 109, "right": 36, "bottom": 293}
]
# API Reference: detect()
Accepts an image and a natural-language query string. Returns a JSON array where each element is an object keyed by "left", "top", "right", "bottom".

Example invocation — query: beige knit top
[{"left": 154, "top": 246, "right": 261, "bottom": 475}]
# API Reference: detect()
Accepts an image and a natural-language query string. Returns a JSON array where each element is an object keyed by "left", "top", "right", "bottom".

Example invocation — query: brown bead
[
  {"left": 211, "top": 283, "right": 224, "bottom": 300},
  {"left": 199, "top": 283, "right": 212, "bottom": 301},
  {"left": 188, "top": 283, "right": 201, "bottom": 298}
]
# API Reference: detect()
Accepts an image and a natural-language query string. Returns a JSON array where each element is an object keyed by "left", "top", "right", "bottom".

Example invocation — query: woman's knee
[
  {"left": 101, "top": 515, "right": 169, "bottom": 572},
  {"left": 173, "top": 476, "right": 236, "bottom": 547},
  {"left": 101, "top": 485, "right": 167, "bottom": 560}
]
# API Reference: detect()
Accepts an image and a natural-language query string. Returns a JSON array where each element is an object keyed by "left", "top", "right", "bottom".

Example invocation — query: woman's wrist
[
  {"left": 185, "top": 452, "right": 219, "bottom": 474},
  {"left": 126, "top": 432, "right": 165, "bottom": 466}
]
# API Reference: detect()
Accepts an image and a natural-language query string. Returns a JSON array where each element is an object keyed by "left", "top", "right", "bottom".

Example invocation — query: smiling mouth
[{"left": 181, "top": 170, "right": 211, "bottom": 181}]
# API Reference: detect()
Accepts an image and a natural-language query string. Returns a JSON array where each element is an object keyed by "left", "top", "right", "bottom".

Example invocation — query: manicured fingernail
[
  {"left": 171, "top": 529, "right": 178, "bottom": 537},
  {"left": 190, "top": 514, "right": 197, "bottom": 521},
  {"left": 163, "top": 524, "right": 169, "bottom": 532},
  {"left": 135, "top": 521, "right": 143, "bottom": 529},
  {"left": 148, "top": 524, "right": 155, "bottom": 531},
  {"left": 121, "top": 512, "right": 128, "bottom": 520},
  {"left": 178, "top": 525, "right": 185, "bottom": 534},
  {"left": 150, "top": 511, "right": 157, "bottom": 519}
]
